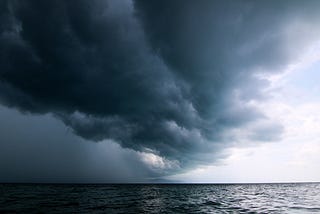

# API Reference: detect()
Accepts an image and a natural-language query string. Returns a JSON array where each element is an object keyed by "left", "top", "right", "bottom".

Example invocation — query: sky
[{"left": 0, "top": 0, "right": 320, "bottom": 183}]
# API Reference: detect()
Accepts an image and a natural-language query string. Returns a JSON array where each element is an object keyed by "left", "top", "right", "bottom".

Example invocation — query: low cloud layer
[
  {"left": 1, "top": 0, "right": 320, "bottom": 175},
  {"left": 0, "top": 105, "right": 158, "bottom": 183}
]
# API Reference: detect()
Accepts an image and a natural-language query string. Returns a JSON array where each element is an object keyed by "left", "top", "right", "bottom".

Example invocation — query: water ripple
[{"left": 0, "top": 183, "right": 319, "bottom": 213}]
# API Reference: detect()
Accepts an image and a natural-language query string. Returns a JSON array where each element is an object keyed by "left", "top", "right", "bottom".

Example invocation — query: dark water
[{"left": 0, "top": 183, "right": 319, "bottom": 213}]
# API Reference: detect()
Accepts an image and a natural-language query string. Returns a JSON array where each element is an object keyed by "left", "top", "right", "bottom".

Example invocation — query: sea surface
[{"left": 0, "top": 183, "right": 319, "bottom": 213}]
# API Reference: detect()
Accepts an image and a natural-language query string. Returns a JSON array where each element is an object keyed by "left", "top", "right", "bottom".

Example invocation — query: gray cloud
[
  {"left": 1, "top": 0, "right": 320, "bottom": 176},
  {"left": 0, "top": 105, "right": 158, "bottom": 183}
]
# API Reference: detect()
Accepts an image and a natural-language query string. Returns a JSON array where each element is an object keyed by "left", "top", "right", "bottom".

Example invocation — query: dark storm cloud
[
  {"left": 1, "top": 0, "right": 319, "bottom": 171},
  {"left": 0, "top": 105, "right": 157, "bottom": 183}
]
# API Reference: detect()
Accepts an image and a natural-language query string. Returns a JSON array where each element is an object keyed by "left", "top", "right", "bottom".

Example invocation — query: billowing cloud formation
[
  {"left": 0, "top": 105, "right": 162, "bottom": 183},
  {"left": 1, "top": 0, "right": 320, "bottom": 173}
]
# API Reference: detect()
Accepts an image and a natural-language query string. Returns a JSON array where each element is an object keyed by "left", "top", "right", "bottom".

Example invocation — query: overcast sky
[{"left": 0, "top": 0, "right": 320, "bottom": 183}]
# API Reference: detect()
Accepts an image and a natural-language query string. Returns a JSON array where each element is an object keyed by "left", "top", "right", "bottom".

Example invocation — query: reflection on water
[{"left": 0, "top": 183, "right": 319, "bottom": 213}]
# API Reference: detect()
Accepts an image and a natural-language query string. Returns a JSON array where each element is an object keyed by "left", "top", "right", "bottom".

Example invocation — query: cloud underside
[{"left": 1, "top": 0, "right": 319, "bottom": 173}]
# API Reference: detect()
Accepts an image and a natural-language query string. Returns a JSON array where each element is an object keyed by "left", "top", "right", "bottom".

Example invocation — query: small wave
[
  {"left": 289, "top": 206, "right": 320, "bottom": 212},
  {"left": 63, "top": 201, "right": 80, "bottom": 207},
  {"left": 202, "top": 200, "right": 222, "bottom": 206}
]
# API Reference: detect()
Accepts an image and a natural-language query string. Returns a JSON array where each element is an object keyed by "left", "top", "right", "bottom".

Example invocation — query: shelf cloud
[{"left": 1, "top": 0, "right": 320, "bottom": 175}]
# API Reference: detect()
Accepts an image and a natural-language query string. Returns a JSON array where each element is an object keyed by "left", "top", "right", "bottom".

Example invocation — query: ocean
[{"left": 0, "top": 183, "right": 319, "bottom": 213}]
